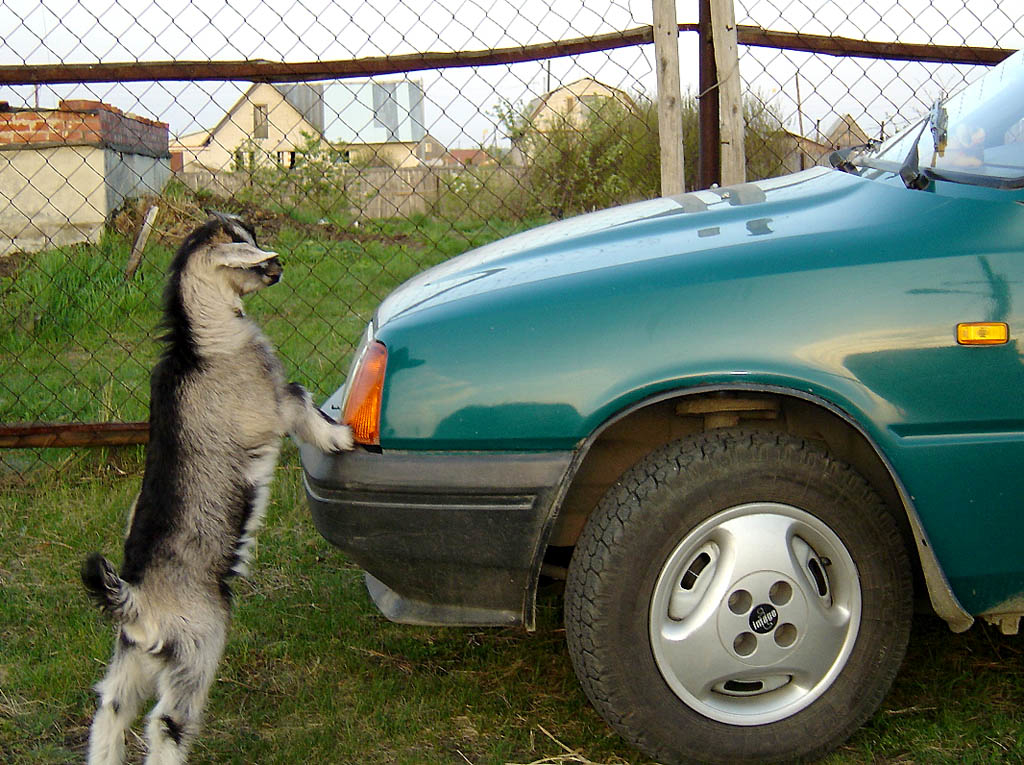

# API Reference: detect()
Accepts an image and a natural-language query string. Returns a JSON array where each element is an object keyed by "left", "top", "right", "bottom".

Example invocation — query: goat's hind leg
[
  {"left": 143, "top": 631, "right": 223, "bottom": 765},
  {"left": 88, "top": 631, "right": 156, "bottom": 765}
]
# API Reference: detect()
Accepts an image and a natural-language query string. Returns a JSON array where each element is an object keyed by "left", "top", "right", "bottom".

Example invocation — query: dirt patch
[
  {"left": 109, "top": 192, "right": 416, "bottom": 250},
  {"left": 110, "top": 193, "right": 254, "bottom": 247},
  {"left": 0, "top": 250, "right": 25, "bottom": 278}
]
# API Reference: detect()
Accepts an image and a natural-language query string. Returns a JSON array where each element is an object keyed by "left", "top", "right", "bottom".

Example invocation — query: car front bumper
[{"left": 300, "top": 443, "right": 574, "bottom": 629}]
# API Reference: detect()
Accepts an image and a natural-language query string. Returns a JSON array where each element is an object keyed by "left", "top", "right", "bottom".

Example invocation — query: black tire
[{"left": 565, "top": 429, "right": 913, "bottom": 764}]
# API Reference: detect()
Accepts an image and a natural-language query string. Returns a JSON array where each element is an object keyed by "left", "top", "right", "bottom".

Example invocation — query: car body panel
[
  {"left": 301, "top": 442, "right": 574, "bottom": 627},
  {"left": 308, "top": 165, "right": 1024, "bottom": 621}
]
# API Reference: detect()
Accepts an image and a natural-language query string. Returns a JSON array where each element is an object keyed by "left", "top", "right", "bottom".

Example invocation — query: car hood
[{"left": 376, "top": 166, "right": 905, "bottom": 326}]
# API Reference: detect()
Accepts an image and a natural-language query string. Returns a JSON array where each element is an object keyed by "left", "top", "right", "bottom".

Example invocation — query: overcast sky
[{"left": 1, "top": 1, "right": 1022, "bottom": 147}]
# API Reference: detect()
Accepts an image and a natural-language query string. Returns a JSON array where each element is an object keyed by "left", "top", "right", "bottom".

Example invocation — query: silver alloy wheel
[{"left": 649, "top": 502, "right": 862, "bottom": 726}]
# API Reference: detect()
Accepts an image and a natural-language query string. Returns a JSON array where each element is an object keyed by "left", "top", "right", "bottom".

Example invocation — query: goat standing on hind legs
[{"left": 81, "top": 212, "right": 353, "bottom": 764}]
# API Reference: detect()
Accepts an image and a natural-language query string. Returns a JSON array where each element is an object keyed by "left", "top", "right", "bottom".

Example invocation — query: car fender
[{"left": 564, "top": 379, "right": 974, "bottom": 633}]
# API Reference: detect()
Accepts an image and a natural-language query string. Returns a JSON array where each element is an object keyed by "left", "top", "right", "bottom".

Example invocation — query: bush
[
  {"left": 432, "top": 164, "right": 527, "bottom": 224},
  {"left": 497, "top": 89, "right": 792, "bottom": 219},
  {"left": 499, "top": 93, "right": 660, "bottom": 219},
  {"left": 232, "top": 132, "right": 356, "bottom": 221}
]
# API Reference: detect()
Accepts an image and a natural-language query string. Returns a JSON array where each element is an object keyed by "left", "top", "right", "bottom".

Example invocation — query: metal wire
[{"left": 0, "top": 0, "right": 1021, "bottom": 475}]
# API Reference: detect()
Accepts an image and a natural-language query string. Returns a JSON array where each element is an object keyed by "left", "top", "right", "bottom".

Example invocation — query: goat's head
[{"left": 172, "top": 212, "right": 282, "bottom": 298}]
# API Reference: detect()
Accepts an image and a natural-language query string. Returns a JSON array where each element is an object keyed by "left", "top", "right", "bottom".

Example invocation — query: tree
[{"left": 234, "top": 132, "right": 353, "bottom": 218}]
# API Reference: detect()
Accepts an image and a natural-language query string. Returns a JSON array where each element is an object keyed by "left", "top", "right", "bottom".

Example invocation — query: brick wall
[{"left": 0, "top": 99, "right": 168, "bottom": 158}]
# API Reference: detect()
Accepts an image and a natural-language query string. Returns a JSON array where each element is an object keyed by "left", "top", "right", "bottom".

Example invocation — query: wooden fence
[{"left": 176, "top": 163, "right": 523, "bottom": 220}]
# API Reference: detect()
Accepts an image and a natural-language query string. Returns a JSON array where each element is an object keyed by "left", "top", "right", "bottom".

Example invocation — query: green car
[{"left": 303, "top": 51, "right": 1024, "bottom": 763}]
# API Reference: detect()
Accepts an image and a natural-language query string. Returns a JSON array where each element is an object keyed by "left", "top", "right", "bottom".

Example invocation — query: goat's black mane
[
  {"left": 161, "top": 213, "right": 260, "bottom": 366},
  {"left": 122, "top": 214, "right": 260, "bottom": 585}
]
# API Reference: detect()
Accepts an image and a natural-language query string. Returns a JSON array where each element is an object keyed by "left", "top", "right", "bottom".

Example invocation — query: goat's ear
[
  {"left": 209, "top": 211, "right": 258, "bottom": 247},
  {"left": 208, "top": 242, "right": 278, "bottom": 268}
]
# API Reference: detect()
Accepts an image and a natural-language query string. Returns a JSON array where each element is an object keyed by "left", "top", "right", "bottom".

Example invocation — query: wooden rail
[
  {"left": 0, "top": 423, "right": 148, "bottom": 448},
  {"left": 0, "top": 25, "right": 1011, "bottom": 86}
]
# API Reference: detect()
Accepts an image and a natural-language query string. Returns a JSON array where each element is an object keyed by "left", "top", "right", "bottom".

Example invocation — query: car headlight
[{"left": 341, "top": 331, "right": 388, "bottom": 446}]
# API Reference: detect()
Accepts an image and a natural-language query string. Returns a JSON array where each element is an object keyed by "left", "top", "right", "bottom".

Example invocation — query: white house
[
  {"left": 324, "top": 78, "right": 435, "bottom": 167},
  {"left": 171, "top": 78, "right": 442, "bottom": 172},
  {"left": 170, "top": 83, "right": 324, "bottom": 173},
  {"left": 524, "top": 77, "right": 636, "bottom": 132}
]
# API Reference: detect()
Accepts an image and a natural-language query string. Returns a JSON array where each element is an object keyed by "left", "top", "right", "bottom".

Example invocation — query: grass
[
  {"left": 0, "top": 449, "right": 1022, "bottom": 764},
  {"left": 1, "top": 198, "right": 1022, "bottom": 762},
  {"left": 0, "top": 209, "right": 534, "bottom": 425}
]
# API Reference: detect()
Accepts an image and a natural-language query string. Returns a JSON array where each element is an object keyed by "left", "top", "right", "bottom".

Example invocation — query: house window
[
  {"left": 233, "top": 149, "right": 256, "bottom": 171},
  {"left": 253, "top": 104, "right": 268, "bottom": 139}
]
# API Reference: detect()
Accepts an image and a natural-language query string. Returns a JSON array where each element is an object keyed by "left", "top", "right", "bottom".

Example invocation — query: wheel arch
[{"left": 547, "top": 384, "right": 973, "bottom": 632}]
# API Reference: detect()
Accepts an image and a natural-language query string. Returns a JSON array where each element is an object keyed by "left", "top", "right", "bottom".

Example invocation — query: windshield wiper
[
  {"left": 829, "top": 140, "right": 880, "bottom": 173},
  {"left": 899, "top": 98, "right": 947, "bottom": 190}
]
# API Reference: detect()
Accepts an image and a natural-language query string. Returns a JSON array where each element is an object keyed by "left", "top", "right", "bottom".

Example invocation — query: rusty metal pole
[{"left": 698, "top": 0, "right": 721, "bottom": 189}]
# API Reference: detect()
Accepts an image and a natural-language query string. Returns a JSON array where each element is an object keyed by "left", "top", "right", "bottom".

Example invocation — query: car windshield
[{"left": 868, "top": 49, "right": 1024, "bottom": 187}]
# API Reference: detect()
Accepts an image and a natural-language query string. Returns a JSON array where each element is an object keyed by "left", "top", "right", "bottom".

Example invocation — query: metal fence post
[{"left": 653, "top": 0, "right": 685, "bottom": 196}]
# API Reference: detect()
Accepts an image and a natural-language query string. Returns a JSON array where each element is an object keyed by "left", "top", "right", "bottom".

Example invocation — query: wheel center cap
[{"left": 749, "top": 603, "right": 779, "bottom": 634}]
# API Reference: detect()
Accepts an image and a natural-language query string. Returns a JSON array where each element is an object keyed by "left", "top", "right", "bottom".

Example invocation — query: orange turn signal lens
[
  {"left": 341, "top": 341, "right": 387, "bottom": 445},
  {"left": 956, "top": 322, "right": 1009, "bottom": 345}
]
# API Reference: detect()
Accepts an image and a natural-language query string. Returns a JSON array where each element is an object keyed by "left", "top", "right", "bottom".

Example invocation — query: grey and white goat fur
[{"left": 81, "top": 213, "right": 353, "bottom": 764}]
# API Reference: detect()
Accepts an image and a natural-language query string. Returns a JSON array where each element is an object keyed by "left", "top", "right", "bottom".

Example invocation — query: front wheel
[{"left": 565, "top": 430, "right": 912, "bottom": 764}]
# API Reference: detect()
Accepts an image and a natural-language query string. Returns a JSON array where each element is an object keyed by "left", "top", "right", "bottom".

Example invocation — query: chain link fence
[
  {"left": 736, "top": 0, "right": 1022, "bottom": 172},
  {"left": 1, "top": 0, "right": 1022, "bottom": 477}
]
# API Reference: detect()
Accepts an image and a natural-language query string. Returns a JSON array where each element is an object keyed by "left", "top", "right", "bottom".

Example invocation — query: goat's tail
[{"left": 81, "top": 553, "right": 137, "bottom": 622}]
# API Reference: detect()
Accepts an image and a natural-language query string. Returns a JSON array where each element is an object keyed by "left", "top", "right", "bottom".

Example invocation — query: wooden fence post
[
  {"left": 710, "top": 0, "right": 746, "bottom": 185},
  {"left": 125, "top": 204, "right": 158, "bottom": 281},
  {"left": 653, "top": 0, "right": 685, "bottom": 196}
]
